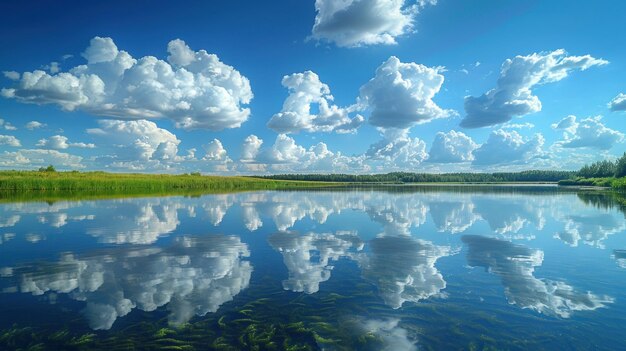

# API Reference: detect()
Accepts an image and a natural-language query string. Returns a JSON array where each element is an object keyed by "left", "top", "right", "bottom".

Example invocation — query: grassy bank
[
  {"left": 0, "top": 171, "right": 338, "bottom": 193},
  {"left": 557, "top": 177, "right": 615, "bottom": 187},
  {"left": 557, "top": 176, "right": 626, "bottom": 190}
]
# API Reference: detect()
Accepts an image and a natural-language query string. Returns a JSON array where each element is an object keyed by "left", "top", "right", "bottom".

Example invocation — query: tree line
[
  {"left": 576, "top": 153, "right": 626, "bottom": 178},
  {"left": 256, "top": 170, "right": 575, "bottom": 183}
]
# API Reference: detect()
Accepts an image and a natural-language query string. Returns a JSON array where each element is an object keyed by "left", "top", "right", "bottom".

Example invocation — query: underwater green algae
[{"left": 0, "top": 267, "right": 613, "bottom": 351}]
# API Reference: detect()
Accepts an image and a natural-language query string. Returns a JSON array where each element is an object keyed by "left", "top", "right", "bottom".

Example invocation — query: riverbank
[
  {"left": 1, "top": 170, "right": 622, "bottom": 203},
  {"left": 0, "top": 171, "right": 339, "bottom": 192},
  {"left": 557, "top": 176, "right": 626, "bottom": 190}
]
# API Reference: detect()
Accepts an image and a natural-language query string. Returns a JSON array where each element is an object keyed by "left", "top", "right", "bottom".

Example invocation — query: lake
[{"left": 1, "top": 186, "right": 625, "bottom": 350}]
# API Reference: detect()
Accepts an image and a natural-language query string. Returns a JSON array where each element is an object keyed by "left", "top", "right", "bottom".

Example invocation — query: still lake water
[{"left": 1, "top": 186, "right": 626, "bottom": 350}]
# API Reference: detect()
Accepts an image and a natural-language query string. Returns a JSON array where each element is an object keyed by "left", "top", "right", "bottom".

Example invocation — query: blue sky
[{"left": 0, "top": 0, "right": 625, "bottom": 173}]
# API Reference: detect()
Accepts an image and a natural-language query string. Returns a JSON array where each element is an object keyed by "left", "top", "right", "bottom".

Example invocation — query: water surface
[{"left": 1, "top": 186, "right": 625, "bottom": 350}]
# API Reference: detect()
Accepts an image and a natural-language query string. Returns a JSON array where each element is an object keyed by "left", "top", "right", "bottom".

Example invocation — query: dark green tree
[
  {"left": 38, "top": 165, "right": 56, "bottom": 172},
  {"left": 615, "top": 153, "right": 626, "bottom": 178}
]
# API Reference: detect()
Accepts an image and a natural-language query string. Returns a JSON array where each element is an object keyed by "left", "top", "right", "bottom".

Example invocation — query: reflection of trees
[
  {"left": 462, "top": 235, "right": 613, "bottom": 318},
  {"left": 552, "top": 192, "right": 626, "bottom": 248},
  {"left": 2, "top": 235, "right": 252, "bottom": 330},
  {"left": 577, "top": 191, "right": 626, "bottom": 217},
  {"left": 268, "top": 231, "right": 363, "bottom": 294}
]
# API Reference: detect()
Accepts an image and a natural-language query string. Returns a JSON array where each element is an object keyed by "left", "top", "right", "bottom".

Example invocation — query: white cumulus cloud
[
  {"left": 240, "top": 134, "right": 263, "bottom": 162},
  {"left": 0, "top": 149, "right": 83, "bottom": 169},
  {"left": 201, "top": 139, "right": 233, "bottom": 172},
  {"left": 608, "top": 93, "right": 626, "bottom": 112},
  {"left": 365, "top": 129, "right": 428, "bottom": 168},
  {"left": 25, "top": 121, "right": 46, "bottom": 130},
  {"left": 251, "top": 134, "right": 367, "bottom": 173},
  {"left": 0, "top": 135, "right": 21, "bottom": 147},
  {"left": 0, "top": 119, "right": 16, "bottom": 131},
  {"left": 1, "top": 37, "right": 253, "bottom": 131},
  {"left": 427, "top": 130, "right": 477, "bottom": 163},
  {"left": 472, "top": 129, "right": 545, "bottom": 166},
  {"left": 36, "top": 135, "right": 95, "bottom": 149},
  {"left": 360, "top": 56, "right": 454, "bottom": 130},
  {"left": 553, "top": 115, "right": 624, "bottom": 150},
  {"left": 267, "top": 71, "right": 363, "bottom": 134},
  {"left": 461, "top": 49, "right": 608, "bottom": 128},
  {"left": 311, "top": 0, "right": 436, "bottom": 47},
  {"left": 87, "top": 119, "right": 184, "bottom": 170}
]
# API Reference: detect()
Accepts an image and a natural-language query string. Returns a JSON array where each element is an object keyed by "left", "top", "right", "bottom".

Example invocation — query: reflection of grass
[{"left": 0, "top": 171, "right": 339, "bottom": 202}]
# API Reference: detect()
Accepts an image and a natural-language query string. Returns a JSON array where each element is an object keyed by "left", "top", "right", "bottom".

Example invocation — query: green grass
[
  {"left": 558, "top": 176, "right": 626, "bottom": 191},
  {"left": 0, "top": 171, "right": 339, "bottom": 194},
  {"left": 558, "top": 177, "right": 615, "bottom": 187},
  {"left": 611, "top": 177, "right": 626, "bottom": 191}
]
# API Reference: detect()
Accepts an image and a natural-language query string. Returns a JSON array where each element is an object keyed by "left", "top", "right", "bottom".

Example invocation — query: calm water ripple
[{"left": 0, "top": 187, "right": 625, "bottom": 350}]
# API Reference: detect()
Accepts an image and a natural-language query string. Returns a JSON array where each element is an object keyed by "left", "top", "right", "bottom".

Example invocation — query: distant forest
[{"left": 256, "top": 170, "right": 576, "bottom": 183}]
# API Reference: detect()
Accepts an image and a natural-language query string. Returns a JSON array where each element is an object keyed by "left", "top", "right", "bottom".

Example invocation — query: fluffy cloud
[
  {"left": 202, "top": 139, "right": 229, "bottom": 161},
  {"left": 88, "top": 119, "right": 181, "bottom": 167},
  {"left": 608, "top": 93, "right": 626, "bottom": 112},
  {"left": 3, "top": 71, "right": 20, "bottom": 80},
  {"left": 472, "top": 129, "right": 544, "bottom": 166},
  {"left": 36, "top": 135, "right": 95, "bottom": 149},
  {"left": 258, "top": 134, "right": 307, "bottom": 164},
  {"left": 251, "top": 134, "right": 367, "bottom": 173},
  {"left": 0, "top": 135, "right": 21, "bottom": 147},
  {"left": 553, "top": 115, "right": 624, "bottom": 150},
  {"left": 461, "top": 49, "right": 608, "bottom": 128},
  {"left": 427, "top": 130, "right": 477, "bottom": 163},
  {"left": 201, "top": 139, "right": 233, "bottom": 171},
  {"left": 311, "top": 0, "right": 436, "bottom": 47},
  {"left": 365, "top": 129, "right": 428, "bottom": 169},
  {"left": 462, "top": 235, "right": 613, "bottom": 318},
  {"left": 240, "top": 134, "right": 263, "bottom": 162},
  {"left": 267, "top": 71, "right": 363, "bottom": 134},
  {"left": 1, "top": 37, "right": 253, "bottom": 131},
  {"left": 25, "top": 121, "right": 46, "bottom": 130},
  {"left": 0, "top": 149, "right": 83, "bottom": 169},
  {"left": 0, "top": 119, "right": 16, "bottom": 131},
  {"left": 360, "top": 56, "right": 454, "bottom": 130}
]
